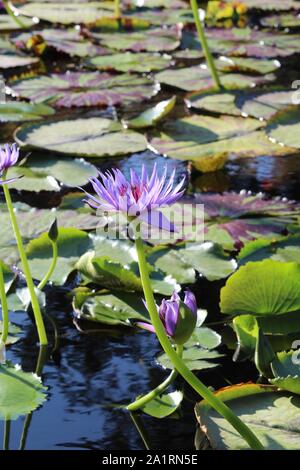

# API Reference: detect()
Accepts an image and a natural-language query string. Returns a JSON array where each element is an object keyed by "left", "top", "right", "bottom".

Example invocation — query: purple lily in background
[
  {"left": 82, "top": 165, "right": 186, "bottom": 231},
  {"left": 138, "top": 289, "right": 198, "bottom": 345},
  {"left": 0, "top": 143, "right": 20, "bottom": 184}
]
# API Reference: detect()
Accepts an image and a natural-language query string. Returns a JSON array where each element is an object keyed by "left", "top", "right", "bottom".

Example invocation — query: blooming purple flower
[
  {"left": 0, "top": 143, "right": 20, "bottom": 185},
  {"left": 82, "top": 165, "right": 186, "bottom": 231},
  {"left": 138, "top": 289, "right": 197, "bottom": 344}
]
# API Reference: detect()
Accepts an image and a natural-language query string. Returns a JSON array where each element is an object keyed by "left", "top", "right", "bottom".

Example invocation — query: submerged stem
[
  {"left": 38, "top": 242, "right": 58, "bottom": 290},
  {"left": 190, "top": 0, "right": 222, "bottom": 90},
  {"left": 2, "top": 172, "right": 48, "bottom": 346},
  {"left": 135, "top": 236, "right": 264, "bottom": 450},
  {"left": 127, "top": 344, "right": 183, "bottom": 411}
]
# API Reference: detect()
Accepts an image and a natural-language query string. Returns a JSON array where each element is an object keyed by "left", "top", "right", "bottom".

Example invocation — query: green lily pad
[
  {"left": 16, "top": 2, "right": 114, "bottom": 25},
  {"left": 7, "top": 156, "right": 98, "bottom": 190},
  {"left": 0, "top": 14, "right": 34, "bottom": 32},
  {"left": 0, "top": 362, "right": 47, "bottom": 420},
  {"left": 267, "top": 108, "right": 300, "bottom": 149},
  {"left": 0, "top": 53, "right": 39, "bottom": 69},
  {"left": 216, "top": 57, "right": 281, "bottom": 75},
  {"left": 26, "top": 227, "right": 93, "bottom": 285},
  {"left": 239, "top": 234, "right": 300, "bottom": 265},
  {"left": 84, "top": 52, "right": 172, "bottom": 73},
  {"left": 0, "top": 101, "right": 55, "bottom": 123},
  {"left": 76, "top": 291, "right": 150, "bottom": 327},
  {"left": 0, "top": 261, "right": 16, "bottom": 293},
  {"left": 11, "top": 72, "right": 158, "bottom": 108},
  {"left": 270, "top": 351, "right": 300, "bottom": 394},
  {"left": 155, "top": 65, "right": 275, "bottom": 92},
  {"left": 15, "top": 117, "right": 148, "bottom": 157},
  {"left": 91, "top": 25, "right": 181, "bottom": 52},
  {"left": 0, "top": 321, "right": 21, "bottom": 346},
  {"left": 195, "top": 383, "right": 300, "bottom": 450},
  {"left": 124, "top": 96, "right": 176, "bottom": 129},
  {"left": 262, "top": 13, "right": 300, "bottom": 28},
  {"left": 220, "top": 259, "right": 300, "bottom": 317},
  {"left": 242, "top": 0, "right": 299, "bottom": 11},
  {"left": 141, "top": 391, "right": 183, "bottom": 418}
]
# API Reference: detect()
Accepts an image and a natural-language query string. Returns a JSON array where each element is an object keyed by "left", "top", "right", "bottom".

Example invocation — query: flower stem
[
  {"left": 2, "top": 173, "right": 48, "bottom": 346},
  {"left": 2, "top": 1, "right": 28, "bottom": 29},
  {"left": 38, "top": 241, "right": 58, "bottom": 290},
  {"left": 190, "top": 0, "right": 222, "bottom": 91},
  {"left": 127, "top": 344, "right": 183, "bottom": 411},
  {"left": 0, "top": 263, "right": 9, "bottom": 350},
  {"left": 129, "top": 413, "right": 151, "bottom": 450},
  {"left": 135, "top": 236, "right": 264, "bottom": 450},
  {"left": 114, "top": 0, "right": 121, "bottom": 19}
]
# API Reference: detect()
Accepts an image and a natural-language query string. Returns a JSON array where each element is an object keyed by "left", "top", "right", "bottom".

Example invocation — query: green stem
[
  {"left": 3, "top": 420, "right": 10, "bottom": 450},
  {"left": 38, "top": 242, "right": 58, "bottom": 290},
  {"left": 127, "top": 344, "right": 183, "bottom": 411},
  {"left": 0, "top": 264, "right": 9, "bottom": 350},
  {"left": 114, "top": 0, "right": 121, "bottom": 19},
  {"left": 135, "top": 236, "right": 264, "bottom": 450},
  {"left": 2, "top": 1, "right": 28, "bottom": 29},
  {"left": 2, "top": 173, "right": 48, "bottom": 346},
  {"left": 130, "top": 413, "right": 151, "bottom": 450},
  {"left": 190, "top": 0, "right": 222, "bottom": 90}
]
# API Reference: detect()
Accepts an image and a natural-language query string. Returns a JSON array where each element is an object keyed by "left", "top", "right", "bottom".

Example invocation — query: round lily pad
[
  {"left": 0, "top": 14, "right": 34, "bottom": 32},
  {"left": 0, "top": 101, "right": 55, "bottom": 122},
  {"left": 84, "top": 52, "right": 172, "bottom": 73},
  {"left": 0, "top": 362, "right": 47, "bottom": 420},
  {"left": 15, "top": 117, "right": 148, "bottom": 157},
  {"left": 267, "top": 108, "right": 300, "bottom": 148}
]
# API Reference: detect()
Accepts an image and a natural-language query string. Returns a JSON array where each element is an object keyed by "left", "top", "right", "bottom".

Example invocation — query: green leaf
[
  {"left": 0, "top": 102, "right": 55, "bottom": 123},
  {"left": 195, "top": 383, "right": 300, "bottom": 450},
  {"left": 26, "top": 227, "right": 93, "bottom": 284},
  {"left": 0, "top": 322, "right": 21, "bottom": 346},
  {"left": 267, "top": 108, "right": 300, "bottom": 149},
  {"left": 76, "top": 291, "right": 149, "bottom": 327},
  {"left": 220, "top": 260, "right": 300, "bottom": 317},
  {"left": 0, "top": 14, "right": 34, "bottom": 32},
  {"left": 239, "top": 235, "right": 300, "bottom": 265},
  {"left": 269, "top": 351, "right": 300, "bottom": 395},
  {"left": 124, "top": 97, "right": 176, "bottom": 129},
  {"left": 15, "top": 117, "right": 148, "bottom": 157},
  {"left": 141, "top": 391, "right": 183, "bottom": 418},
  {"left": 0, "top": 261, "right": 16, "bottom": 293},
  {"left": 84, "top": 52, "right": 172, "bottom": 73},
  {"left": 0, "top": 362, "right": 47, "bottom": 420}
]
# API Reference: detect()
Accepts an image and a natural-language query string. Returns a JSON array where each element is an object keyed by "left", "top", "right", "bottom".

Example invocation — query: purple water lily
[
  {"left": 0, "top": 143, "right": 20, "bottom": 184},
  {"left": 82, "top": 165, "right": 186, "bottom": 231},
  {"left": 138, "top": 289, "right": 197, "bottom": 344}
]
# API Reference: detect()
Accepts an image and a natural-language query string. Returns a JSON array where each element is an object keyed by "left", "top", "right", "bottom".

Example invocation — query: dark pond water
[{"left": 1, "top": 6, "right": 300, "bottom": 452}]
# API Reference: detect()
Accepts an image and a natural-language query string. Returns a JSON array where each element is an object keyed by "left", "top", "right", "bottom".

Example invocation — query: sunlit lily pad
[
  {"left": 92, "top": 25, "right": 181, "bottom": 52},
  {"left": 0, "top": 362, "right": 47, "bottom": 420},
  {"left": 16, "top": 1, "right": 114, "bottom": 25},
  {"left": 195, "top": 383, "right": 300, "bottom": 450},
  {"left": 124, "top": 8, "right": 194, "bottom": 26},
  {"left": 239, "top": 234, "right": 300, "bottom": 265},
  {"left": 155, "top": 65, "right": 275, "bottom": 92},
  {"left": 0, "top": 101, "right": 55, "bottom": 122},
  {"left": 0, "top": 53, "right": 39, "bottom": 69},
  {"left": 13, "top": 28, "right": 108, "bottom": 57},
  {"left": 216, "top": 56, "right": 281, "bottom": 75},
  {"left": 124, "top": 96, "right": 176, "bottom": 129},
  {"left": 11, "top": 72, "right": 158, "bottom": 108},
  {"left": 141, "top": 391, "right": 183, "bottom": 418},
  {"left": 242, "top": 0, "right": 299, "bottom": 10},
  {"left": 262, "top": 13, "right": 300, "bottom": 28},
  {"left": 267, "top": 108, "right": 300, "bottom": 149},
  {"left": 220, "top": 259, "right": 300, "bottom": 317},
  {"left": 270, "top": 350, "right": 300, "bottom": 394},
  {"left": 84, "top": 52, "right": 172, "bottom": 73},
  {"left": 0, "top": 14, "right": 34, "bottom": 31},
  {"left": 26, "top": 227, "right": 93, "bottom": 285},
  {"left": 15, "top": 117, "right": 148, "bottom": 157}
]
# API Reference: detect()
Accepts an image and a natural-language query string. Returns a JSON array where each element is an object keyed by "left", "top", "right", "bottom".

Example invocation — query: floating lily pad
[
  {"left": 124, "top": 96, "right": 176, "bottom": 129},
  {"left": 195, "top": 383, "right": 300, "bottom": 450},
  {"left": 8, "top": 156, "right": 98, "bottom": 190},
  {"left": 216, "top": 56, "right": 281, "bottom": 75},
  {"left": 0, "top": 14, "right": 34, "bottom": 31},
  {"left": 242, "top": 0, "right": 299, "bottom": 10},
  {"left": 11, "top": 72, "right": 158, "bottom": 108},
  {"left": 141, "top": 391, "right": 183, "bottom": 418},
  {"left": 91, "top": 25, "right": 181, "bottom": 52},
  {"left": 0, "top": 53, "right": 39, "bottom": 69},
  {"left": 0, "top": 101, "right": 55, "bottom": 123},
  {"left": 0, "top": 362, "right": 47, "bottom": 420},
  {"left": 13, "top": 28, "right": 108, "bottom": 58},
  {"left": 191, "top": 192, "right": 300, "bottom": 249},
  {"left": 15, "top": 117, "right": 148, "bottom": 157},
  {"left": 16, "top": 2, "right": 114, "bottom": 25},
  {"left": 84, "top": 52, "right": 172, "bottom": 73},
  {"left": 262, "top": 13, "right": 300, "bottom": 28},
  {"left": 76, "top": 291, "right": 150, "bottom": 327},
  {"left": 270, "top": 350, "right": 300, "bottom": 394},
  {"left": 124, "top": 8, "right": 194, "bottom": 26},
  {"left": 155, "top": 65, "right": 275, "bottom": 92},
  {"left": 267, "top": 108, "right": 300, "bottom": 149},
  {"left": 0, "top": 261, "right": 16, "bottom": 293},
  {"left": 26, "top": 228, "right": 93, "bottom": 285},
  {"left": 0, "top": 321, "right": 21, "bottom": 346},
  {"left": 239, "top": 234, "right": 300, "bottom": 265},
  {"left": 220, "top": 259, "right": 300, "bottom": 317}
]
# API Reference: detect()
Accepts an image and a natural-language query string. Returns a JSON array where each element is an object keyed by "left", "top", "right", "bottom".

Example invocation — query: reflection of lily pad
[
  {"left": 15, "top": 117, "right": 148, "bottom": 157},
  {"left": 0, "top": 362, "right": 47, "bottom": 421},
  {"left": 92, "top": 25, "right": 181, "bottom": 52},
  {"left": 11, "top": 72, "right": 158, "bottom": 108},
  {"left": 84, "top": 52, "right": 172, "bottom": 73},
  {"left": 195, "top": 383, "right": 300, "bottom": 450}
]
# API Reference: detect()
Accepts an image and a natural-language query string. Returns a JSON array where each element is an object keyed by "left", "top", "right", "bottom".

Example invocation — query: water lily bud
[
  {"left": 48, "top": 218, "right": 58, "bottom": 243},
  {"left": 254, "top": 327, "right": 275, "bottom": 379}
]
